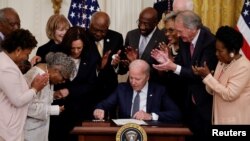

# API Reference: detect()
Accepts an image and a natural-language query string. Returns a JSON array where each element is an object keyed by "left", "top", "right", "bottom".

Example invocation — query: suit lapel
[
  {"left": 141, "top": 29, "right": 160, "bottom": 60},
  {"left": 191, "top": 28, "right": 205, "bottom": 64},
  {"left": 146, "top": 83, "right": 154, "bottom": 112},
  {"left": 103, "top": 31, "right": 111, "bottom": 53},
  {"left": 134, "top": 30, "right": 141, "bottom": 49},
  {"left": 180, "top": 41, "right": 192, "bottom": 65},
  {"left": 126, "top": 86, "right": 134, "bottom": 117}
]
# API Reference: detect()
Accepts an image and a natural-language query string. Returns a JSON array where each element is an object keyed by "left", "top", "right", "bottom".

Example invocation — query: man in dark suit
[
  {"left": 0, "top": 7, "right": 20, "bottom": 50},
  {"left": 87, "top": 11, "right": 124, "bottom": 119},
  {"left": 151, "top": 10, "right": 217, "bottom": 140},
  {"left": 94, "top": 59, "right": 181, "bottom": 122},
  {"left": 112, "top": 7, "right": 167, "bottom": 83}
]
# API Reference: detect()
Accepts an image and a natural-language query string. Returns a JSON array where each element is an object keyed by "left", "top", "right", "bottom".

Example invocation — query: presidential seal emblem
[{"left": 116, "top": 123, "right": 147, "bottom": 141}]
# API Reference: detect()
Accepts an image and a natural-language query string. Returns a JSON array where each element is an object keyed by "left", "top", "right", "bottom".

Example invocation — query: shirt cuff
[
  {"left": 113, "top": 64, "right": 119, "bottom": 73},
  {"left": 50, "top": 105, "right": 60, "bottom": 115},
  {"left": 151, "top": 113, "right": 159, "bottom": 120},
  {"left": 174, "top": 65, "right": 181, "bottom": 75}
]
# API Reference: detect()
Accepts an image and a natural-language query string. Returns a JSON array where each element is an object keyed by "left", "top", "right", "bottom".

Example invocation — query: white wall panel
[{"left": 0, "top": 0, "right": 155, "bottom": 58}]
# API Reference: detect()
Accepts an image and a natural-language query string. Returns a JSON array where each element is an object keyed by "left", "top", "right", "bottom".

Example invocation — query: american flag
[
  {"left": 236, "top": 0, "right": 250, "bottom": 60},
  {"left": 68, "top": 0, "right": 100, "bottom": 29}
]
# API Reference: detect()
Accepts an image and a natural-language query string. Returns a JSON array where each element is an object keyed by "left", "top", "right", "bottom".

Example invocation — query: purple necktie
[{"left": 190, "top": 43, "right": 194, "bottom": 57}]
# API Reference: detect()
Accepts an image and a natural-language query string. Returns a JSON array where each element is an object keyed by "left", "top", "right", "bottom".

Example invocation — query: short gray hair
[
  {"left": 45, "top": 52, "right": 76, "bottom": 79},
  {"left": 129, "top": 59, "right": 150, "bottom": 76},
  {"left": 175, "top": 10, "right": 202, "bottom": 30}
]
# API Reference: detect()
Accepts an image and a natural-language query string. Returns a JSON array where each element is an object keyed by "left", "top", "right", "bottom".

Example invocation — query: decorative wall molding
[{"left": 51, "top": 0, "right": 62, "bottom": 14}]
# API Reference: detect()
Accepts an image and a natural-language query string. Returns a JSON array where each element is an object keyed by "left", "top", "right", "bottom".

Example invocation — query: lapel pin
[{"left": 107, "top": 39, "right": 110, "bottom": 42}]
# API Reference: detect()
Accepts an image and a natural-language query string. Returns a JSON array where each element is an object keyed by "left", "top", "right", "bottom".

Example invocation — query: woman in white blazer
[
  {"left": 0, "top": 29, "right": 48, "bottom": 141},
  {"left": 192, "top": 26, "right": 250, "bottom": 124},
  {"left": 24, "top": 52, "right": 75, "bottom": 141}
]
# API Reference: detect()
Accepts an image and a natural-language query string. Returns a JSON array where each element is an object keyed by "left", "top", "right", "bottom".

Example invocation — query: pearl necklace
[
  {"left": 218, "top": 58, "right": 237, "bottom": 80},
  {"left": 222, "top": 59, "right": 236, "bottom": 72}
]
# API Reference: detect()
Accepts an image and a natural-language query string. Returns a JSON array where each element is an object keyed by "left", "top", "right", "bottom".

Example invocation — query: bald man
[
  {"left": 94, "top": 59, "right": 181, "bottom": 122},
  {"left": 0, "top": 7, "right": 20, "bottom": 49},
  {"left": 87, "top": 11, "right": 124, "bottom": 119},
  {"left": 0, "top": 7, "right": 30, "bottom": 74}
]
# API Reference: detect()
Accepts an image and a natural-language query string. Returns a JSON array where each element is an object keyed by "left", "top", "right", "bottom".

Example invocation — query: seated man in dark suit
[{"left": 93, "top": 59, "right": 181, "bottom": 122}]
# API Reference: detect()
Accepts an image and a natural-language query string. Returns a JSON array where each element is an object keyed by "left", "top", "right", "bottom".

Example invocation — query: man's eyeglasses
[{"left": 136, "top": 20, "right": 154, "bottom": 28}]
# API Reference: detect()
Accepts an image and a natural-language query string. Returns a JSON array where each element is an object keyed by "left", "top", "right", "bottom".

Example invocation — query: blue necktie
[{"left": 132, "top": 91, "right": 140, "bottom": 117}]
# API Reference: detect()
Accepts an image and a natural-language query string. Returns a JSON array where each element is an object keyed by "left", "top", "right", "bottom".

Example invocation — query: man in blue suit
[
  {"left": 93, "top": 59, "right": 181, "bottom": 122},
  {"left": 151, "top": 10, "right": 218, "bottom": 140},
  {"left": 87, "top": 11, "right": 124, "bottom": 119}
]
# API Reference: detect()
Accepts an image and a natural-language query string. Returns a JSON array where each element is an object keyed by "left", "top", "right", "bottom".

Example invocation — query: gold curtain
[{"left": 193, "top": 0, "right": 244, "bottom": 34}]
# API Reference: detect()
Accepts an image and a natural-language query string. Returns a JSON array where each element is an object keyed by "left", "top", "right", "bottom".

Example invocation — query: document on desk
[{"left": 112, "top": 119, "right": 148, "bottom": 126}]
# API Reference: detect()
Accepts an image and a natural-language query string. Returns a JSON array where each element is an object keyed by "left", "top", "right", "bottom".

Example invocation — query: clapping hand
[
  {"left": 31, "top": 73, "right": 49, "bottom": 93},
  {"left": 124, "top": 46, "right": 138, "bottom": 62},
  {"left": 99, "top": 50, "right": 111, "bottom": 69},
  {"left": 192, "top": 61, "right": 211, "bottom": 78},
  {"left": 151, "top": 48, "right": 169, "bottom": 64},
  {"left": 111, "top": 50, "right": 121, "bottom": 67}
]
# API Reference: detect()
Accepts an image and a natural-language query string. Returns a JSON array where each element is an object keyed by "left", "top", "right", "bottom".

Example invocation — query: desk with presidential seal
[{"left": 71, "top": 120, "right": 192, "bottom": 141}]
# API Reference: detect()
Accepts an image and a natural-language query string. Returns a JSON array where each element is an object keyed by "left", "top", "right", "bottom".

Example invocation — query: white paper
[{"left": 112, "top": 119, "right": 148, "bottom": 126}]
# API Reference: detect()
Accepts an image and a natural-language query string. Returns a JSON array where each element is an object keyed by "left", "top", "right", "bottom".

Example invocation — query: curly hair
[
  {"left": 1, "top": 28, "right": 37, "bottom": 53},
  {"left": 215, "top": 26, "right": 243, "bottom": 53},
  {"left": 45, "top": 52, "right": 76, "bottom": 79}
]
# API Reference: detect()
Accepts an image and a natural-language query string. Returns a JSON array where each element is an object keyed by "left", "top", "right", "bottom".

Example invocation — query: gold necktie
[{"left": 96, "top": 41, "right": 103, "bottom": 57}]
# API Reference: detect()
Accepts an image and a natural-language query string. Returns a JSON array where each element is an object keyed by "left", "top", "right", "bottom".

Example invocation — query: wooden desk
[{"left": 71, "top": 121, "right": 192, "bottom": 141}]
